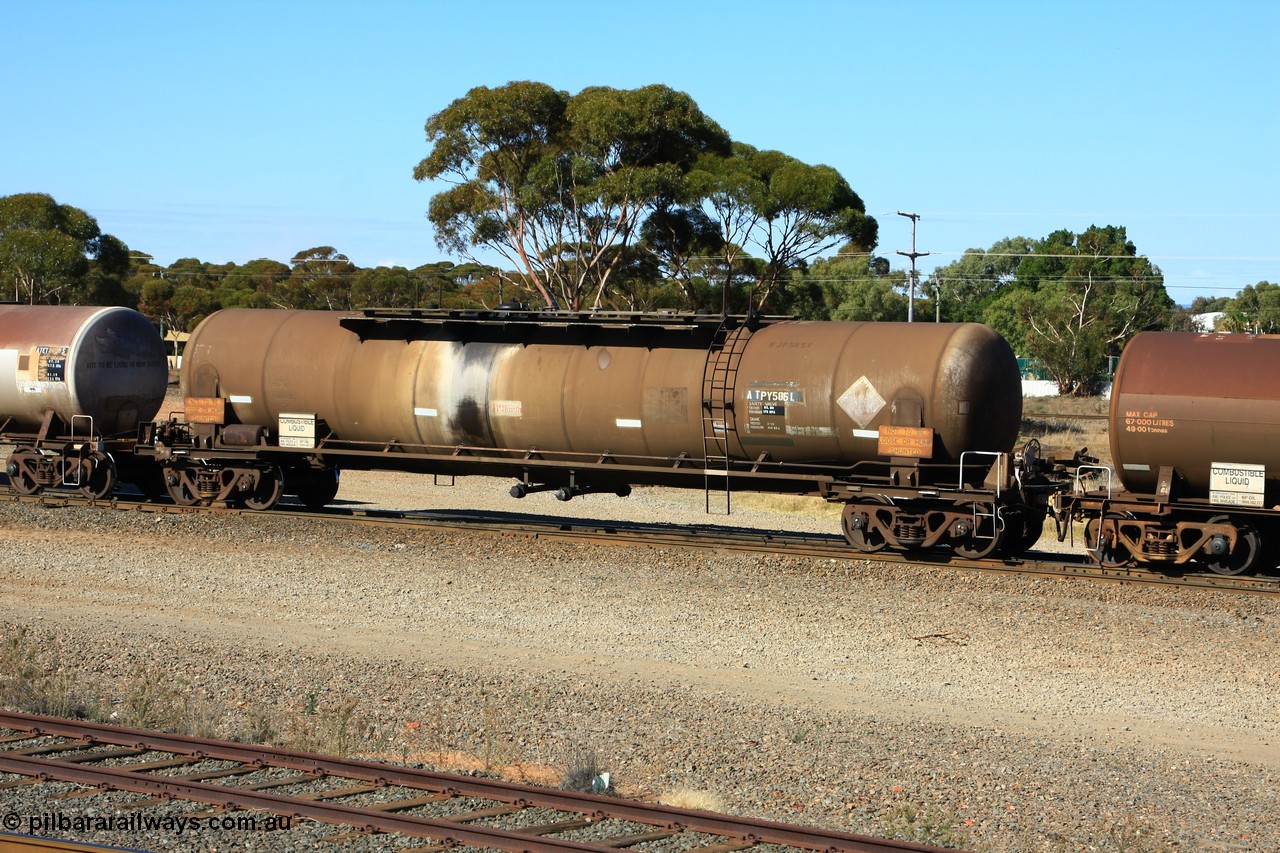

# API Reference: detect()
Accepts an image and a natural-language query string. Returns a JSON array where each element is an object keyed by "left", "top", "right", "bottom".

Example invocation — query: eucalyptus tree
[
  {"left": 926, "top": 236, "right": 1034, "bottom": 322},
  {"left": 137, "top": 257, "right": 227, "bottom": 332},
  {"left": 416, "top": 82, "right": 731, "bottom": 310},
  {"left": 635, "top": 206, "right": 723, "bottom": 309},
  {"left": 215, "top": 258, "right": 290, "bottom": 309},
  {"left": 0, "top": 193, "right": 131, "bottom": 304},
  {"left": 692, "top": 145, "right": 877, "bottom": 313},
  {"left": 281, "top": 246, "right": 358, "bottom": 310},
  {"left": 1219, "top": 281, "right": 1280, "bottom": 333},
  {"left": 791, "top": 251, "right": 905, "bottom": 321},
  {"left": 983, "top": 225, "right": 1172, "bottom": 395}
]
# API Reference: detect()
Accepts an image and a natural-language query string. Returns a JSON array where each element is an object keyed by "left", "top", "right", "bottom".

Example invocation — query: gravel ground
[{"left": 0, "top": 472, "right": 1277, "bottom": 852}]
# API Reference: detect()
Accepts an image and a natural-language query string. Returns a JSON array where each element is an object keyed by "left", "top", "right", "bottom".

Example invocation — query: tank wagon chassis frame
[
  {"left": 1052, "top": 461, "right": 1271, "bottom": 575},
  {"left": 130, "top": 418, "right": 1060, "bottom": 559}
]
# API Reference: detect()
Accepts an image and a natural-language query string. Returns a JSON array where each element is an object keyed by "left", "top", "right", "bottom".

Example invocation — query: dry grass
[
  {"left": 880, "top": 802, "right": 974, "bottom": 848},
  {"left": 657, "top": 788, "right": 725, "bottom": 812},
  {"left": 1021, "top": 395, "right": 1112, "bottom": 469},
  {"left": 0, "top": 625, "right": 596, "bottom": 791},
  {"left": 0, "top": 626, "right": 387, "bottom": 757},
  {"left": 730, "top": 492, "right": 843, "bottom": 518}
]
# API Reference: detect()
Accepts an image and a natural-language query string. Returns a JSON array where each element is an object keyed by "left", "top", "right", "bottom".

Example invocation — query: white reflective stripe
[
  {"left": 616, "top": 418, "right": 642, "bottom": 428},
  {"left": 852, "top": 429, "right": 879, "bottom": 439},
  {"left": 1122, "top": 463, "right": 1151, "bottom": 471},
  {"left": 229, "top": 395, "right": 252, "bottom": 404},
  {"left": 414, "top": 407, "right": 438, "bottom": 417}
]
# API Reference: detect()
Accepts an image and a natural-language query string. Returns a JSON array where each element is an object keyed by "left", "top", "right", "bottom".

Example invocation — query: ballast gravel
[{"left": 0, "top": 473, "right": 1277, "bottom": 852}]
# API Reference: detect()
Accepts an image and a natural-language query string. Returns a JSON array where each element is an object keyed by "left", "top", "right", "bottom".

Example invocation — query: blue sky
[{"left": 2, "top": 0, "right": 1276, "bottom": 303}]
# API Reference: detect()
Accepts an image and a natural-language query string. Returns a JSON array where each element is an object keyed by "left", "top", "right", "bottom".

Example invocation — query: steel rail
[
  {"left": 0, "top": 712, "right": 956, "bottom": 853},
  {"left": 4, "top": 491, "right": 1279, "bottom": 595},
  {"left": 0, "top": 833, "right": 144, "bottom": 853}
]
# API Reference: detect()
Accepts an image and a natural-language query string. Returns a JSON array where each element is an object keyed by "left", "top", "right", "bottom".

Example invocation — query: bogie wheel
[
  {"left": 1083, "top": 513, "right": 1134, "bottom": 568},
  {"left": 1001, "top": 507, "right": 1046, "bottom": 558},
  {"left": 1205, "top": 516, "right": 1261, "bottom": 576},
  {"left": 237, "top": 467, "right": 284, "bottom": 511},
  {"left": 5, "top": 451, "right": 43, "bottom": 495},
  {"left": 291, "top": 468, "right": 340, "bottom": 510},
  {"left": 841, "top": 498, "right": 890, "bottom": 553},
  {"left": 163, "top": 468, "right": 201, "bottom": 507},
  {"left": 953, "top": 503, "right": 1004, "bottom": 560},
  {"left": 130, "top": 467, "right": 169, "bottom": 501},
  {"left": 78, "top": 454, "right": 117, "bottom": 501}
]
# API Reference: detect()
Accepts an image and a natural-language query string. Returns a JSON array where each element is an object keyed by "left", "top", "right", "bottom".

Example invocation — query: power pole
[{"left": 896, "top": 211, "right": 930, "bottom": 323}]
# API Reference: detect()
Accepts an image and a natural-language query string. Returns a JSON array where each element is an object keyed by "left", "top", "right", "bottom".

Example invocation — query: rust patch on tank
[{"left": 642, "top": 387, "right": 688, "bottom": 425}]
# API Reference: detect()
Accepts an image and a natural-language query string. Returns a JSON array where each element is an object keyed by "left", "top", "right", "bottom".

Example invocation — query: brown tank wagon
[
  {"left": 130, "top": 307, "right": 1056, "bottom": 558},
  {"left": 0, "top": 305, "right": 167, "bottom": 498},
  {"left": 1053, "top": 332, "right": 1280, "bottom": 575},
  {"left": 177, "top": 309, "right": 1021, "bottom": 469}
]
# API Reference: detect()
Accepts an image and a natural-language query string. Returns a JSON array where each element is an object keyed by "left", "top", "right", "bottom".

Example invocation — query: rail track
[
  {"left": 4, "top": 489, "right": 1279, "bottom": 596},
  {"left": 0, "top": 711, "right": 957, "bottom": 853}
]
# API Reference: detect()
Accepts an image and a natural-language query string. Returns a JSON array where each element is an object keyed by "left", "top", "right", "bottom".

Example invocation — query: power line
[
  {"left": 922, "top": 251, "right": 1280, "bottom": 262},
  {"left": 870, "top": 209, "right": 1280, "bottom": 221}
]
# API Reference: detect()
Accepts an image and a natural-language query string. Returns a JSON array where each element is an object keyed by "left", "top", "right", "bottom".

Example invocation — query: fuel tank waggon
[
  {"left": 179, "top": 309, "right": 1022, "bottom": 470},
  {"left": 0, "top": 305, "right": 168, "bottom": 435},
  {"left": 727, "top": 320, "right": 1020, "bottom": 467},
  {"left": 1109, "top": 331, "right": 1280, "bottom": 502}
]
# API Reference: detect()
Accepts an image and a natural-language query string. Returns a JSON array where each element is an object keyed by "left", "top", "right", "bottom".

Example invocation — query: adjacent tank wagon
[
  {"left": 0, "top": 305, "right": 168, "bottom": 498},
  {"left": 0, "top": 305, "right": 167, "bottom": 433},
  {"left": 1054, "top": 331, "right": 1280, "bottom": 574}
]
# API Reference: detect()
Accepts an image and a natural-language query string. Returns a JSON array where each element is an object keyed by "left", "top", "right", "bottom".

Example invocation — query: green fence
[{"left": 1017, "top": 356, "right": 1118, "bottom": 382}]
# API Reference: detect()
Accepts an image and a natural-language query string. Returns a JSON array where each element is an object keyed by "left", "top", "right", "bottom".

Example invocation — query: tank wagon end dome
[
  {"left": 933, "top": 322, "right": 1022, "bottom": 457},
  {"left": 778, "top": 320, "right": 1021, "bottom": 465},
  {"left": 0, "top": 305, "right": 168, "bottom": 434}
]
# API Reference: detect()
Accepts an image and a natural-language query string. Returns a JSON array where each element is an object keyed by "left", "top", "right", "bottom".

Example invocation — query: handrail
[{"left": 959, "top": 450, "right": 1004, "bottom": 497}]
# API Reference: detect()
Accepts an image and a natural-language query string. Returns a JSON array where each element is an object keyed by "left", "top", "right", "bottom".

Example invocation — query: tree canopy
[
  {"left": 925, "top": 237, "right": 1033, "bottom": 323},
  {"left": 127, "top": 254, "right": 507, "bottom": 332},
  {"left": 415, "top": 82, "right": 732, "bottom": 310},
  {"left": 10, "top": 148, "right": 1270, "bottom": 402},
  {"left": 1212, "top": 281, "right": 1280, "bottom": 333},
  {"left": 0, "top": 193, "right": 131, "bottom": 304},
  {"left": 789, "top": 250, "right": 905, "bottom": 321},
  {"left": 926, "top": 226, "right": 1174, "bottom": 395},
  {"left": 414, "top": 82, "right": 877, "bottom": 312}
]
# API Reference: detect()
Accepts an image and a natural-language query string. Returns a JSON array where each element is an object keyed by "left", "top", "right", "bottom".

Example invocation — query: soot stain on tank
[{"left": 450, "top": 397, "right": 486, "bottom": 444}]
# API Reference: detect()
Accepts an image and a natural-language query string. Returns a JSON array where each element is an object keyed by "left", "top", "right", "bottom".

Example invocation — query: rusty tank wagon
[
  {"left": 9, "top": 305, "right": 1280, "bottom": 574},
  {"left": 0, "top": 305, "right": 169, "bottom": 499},
  {"left": 130, "top": 307, "right": 1055, "bottom": 558},
  {"left": 1052, "top": 331, "right": 1280, "bottom": 574}
]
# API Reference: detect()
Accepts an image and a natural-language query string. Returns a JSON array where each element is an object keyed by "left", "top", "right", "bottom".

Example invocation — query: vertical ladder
[{"left": 701, "top": 319, "right": 752, "bottom": 514}]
